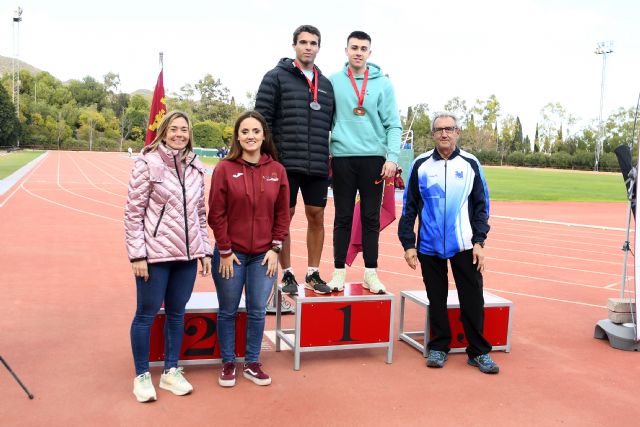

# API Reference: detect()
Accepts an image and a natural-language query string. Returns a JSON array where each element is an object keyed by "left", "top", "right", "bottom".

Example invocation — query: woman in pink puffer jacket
[{"left": 124, "top": 111, "right": 212, "bottom": 403}]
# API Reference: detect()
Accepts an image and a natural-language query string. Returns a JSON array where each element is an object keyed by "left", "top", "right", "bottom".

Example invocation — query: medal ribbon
[
  {"left": 348, "top": 67, "right": 369, "bottom": 109},
  {"left": 294, "top": 60, "right": 319, "bottom": 105}
]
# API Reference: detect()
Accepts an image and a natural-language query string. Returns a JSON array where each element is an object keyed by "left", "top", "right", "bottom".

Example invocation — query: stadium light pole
[
  {"left": 12, "top": 6, "right": 23, "bottom": 148},
  {"left": 594, "top": 41, "right": 613, "bottom": 171}
]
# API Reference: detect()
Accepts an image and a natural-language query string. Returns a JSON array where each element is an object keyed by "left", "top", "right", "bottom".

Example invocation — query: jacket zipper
[
  {"left": 153, "top": 205, "right": 166, "bottom": 237},
  {"left": 443, "top": 159, "right": 447, "bottom": 256},
  {"left": 173, "top": 156, "right": 191, "bottom": 260},
  {"left": 307, "top": 86, "right": 312, "bottom": 174},
  {"left": 250, "top": 167, "right": 256, "bottom": 253}
]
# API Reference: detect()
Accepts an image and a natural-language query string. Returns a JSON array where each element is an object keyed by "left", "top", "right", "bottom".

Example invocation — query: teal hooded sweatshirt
[{"left": 329, "top": 62, "right": 402, "bottom": 164}]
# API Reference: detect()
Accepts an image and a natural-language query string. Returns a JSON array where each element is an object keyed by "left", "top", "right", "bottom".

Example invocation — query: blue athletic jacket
[{"left": 398, "top": 147, "right": 490, "bottom": 259}]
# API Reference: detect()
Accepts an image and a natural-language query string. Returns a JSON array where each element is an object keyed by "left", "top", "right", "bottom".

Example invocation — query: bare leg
[{"left": 305, "top": 205, "right": 325, "bottom": 268}]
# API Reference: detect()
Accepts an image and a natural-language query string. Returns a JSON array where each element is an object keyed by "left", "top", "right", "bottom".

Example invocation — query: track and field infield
[{"left": 0, "top": 151, "right": 637, "bottom": 426}]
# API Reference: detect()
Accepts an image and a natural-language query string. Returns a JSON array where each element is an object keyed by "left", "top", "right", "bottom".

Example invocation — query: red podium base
[
  {"left": 149, "top": 292, "right": 247, "bottom": 366},
  {"left": 398, "top": 289, "right": 512, "bottom": 356},
  {"left": 275, "top": 283, "right": 394, "bottom": 370}
]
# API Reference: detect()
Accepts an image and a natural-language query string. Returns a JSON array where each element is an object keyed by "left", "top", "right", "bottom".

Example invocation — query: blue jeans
[
  {"left": 213, "top": 248, "right": 274, "bottom": 363},
  {"left": 130, "top": 260, "right": 197, "bottom": 375}
]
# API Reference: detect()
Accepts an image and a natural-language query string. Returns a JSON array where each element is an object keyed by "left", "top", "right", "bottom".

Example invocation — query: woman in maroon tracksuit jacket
[{"left": 208, "top": 111, "right": 290, "bottom": 387}]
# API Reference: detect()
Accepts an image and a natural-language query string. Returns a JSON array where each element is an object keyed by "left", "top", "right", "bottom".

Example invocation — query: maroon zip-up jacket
[{"left": 208, "top": 154, "right": 290, "bottom": 257}]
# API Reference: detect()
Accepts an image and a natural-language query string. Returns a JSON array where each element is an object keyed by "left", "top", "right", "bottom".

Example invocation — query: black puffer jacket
[{"left": 255, "top": 58, "right": 334, "bottom": 177}]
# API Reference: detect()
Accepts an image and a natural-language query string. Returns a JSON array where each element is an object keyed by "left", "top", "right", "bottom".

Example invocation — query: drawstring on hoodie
[{"left": 241, "top": 160, "right": 265, "bottom": 195}]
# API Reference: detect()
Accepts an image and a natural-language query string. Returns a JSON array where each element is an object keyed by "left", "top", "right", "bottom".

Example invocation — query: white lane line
[
  {"left": 490, "top": 231, "right": 619, "bottom": 249},
  {"left": 87, "top": 157, "right": 131, "bottom": 187},
  {"left": 487, "top": 256, "right": 618, "bottom": 276},
  {"left": 0, "top": 153, "right": 48, "bottom": 208},
  {"left": 289, "top": 233, "right": 621, "bottom": 275},
  {"left": 488, "top": 237, "right": 623, "bottom": 257},
  {"left": 490, "top": 215, "right": 626, "bottom": 232},
  {"left": 486, "top": 246, "right": 621, "bottom": 265},
  {"left": 486, "top": 270, "right": 619, "bottom": 290},
  {"left": 485, "top": 288, "right": 607, "bottom": 309},
  {"left": 21, "top": 182, "right": 121, "bottom": 223},
  {"left": 263, "top": 331, "right": 291, "bottom": 351},
  {"left": 90, "top": 155, "right": 135, "bottom": 179},
  {"left": 55, "top": 153, "right": 123, "bottom": 209},
  {"left": 287, "top": 251, "right": 619, "bottom": 291},
  {"left": 67, "top": 153, "right": 125, "bottom": 198}
]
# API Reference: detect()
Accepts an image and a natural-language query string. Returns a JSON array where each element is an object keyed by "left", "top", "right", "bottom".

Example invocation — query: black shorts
[{"left": 287, "top": 172, "right": 329, "bottom": 208}]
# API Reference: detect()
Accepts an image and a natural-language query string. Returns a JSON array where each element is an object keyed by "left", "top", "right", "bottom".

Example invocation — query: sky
[{"left": 1, "top": 0, "right": 639, "bottom": 140}]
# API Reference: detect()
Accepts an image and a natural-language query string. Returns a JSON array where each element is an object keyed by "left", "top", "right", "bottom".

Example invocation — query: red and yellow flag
[{"left": 144, "top": 69, "right": 167, "bottom": 146}]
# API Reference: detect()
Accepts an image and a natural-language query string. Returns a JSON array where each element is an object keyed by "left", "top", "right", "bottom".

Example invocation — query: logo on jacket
[
  {"left": 232, "top": 172, "right": 243, "bottom": 178},
  {"left": 263, "top": 173, "right": 279, "bottom": 182},
  {"left": 455, "top": 171, "right": 464, "bottom": 179}
]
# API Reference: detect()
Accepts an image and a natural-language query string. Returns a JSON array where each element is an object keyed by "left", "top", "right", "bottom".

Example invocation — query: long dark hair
[{"left": 226, "top": 111, "right": 278, "bottom": 161}]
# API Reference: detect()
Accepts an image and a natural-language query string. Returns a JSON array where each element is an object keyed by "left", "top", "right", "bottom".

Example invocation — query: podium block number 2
[{"left": 183, "top": 315, "right": 217, "bottom": 357}]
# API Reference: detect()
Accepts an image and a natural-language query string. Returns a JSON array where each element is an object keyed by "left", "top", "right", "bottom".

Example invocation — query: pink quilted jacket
[{"left": 124, "top": 143, "right": 213, "bottom": 263}]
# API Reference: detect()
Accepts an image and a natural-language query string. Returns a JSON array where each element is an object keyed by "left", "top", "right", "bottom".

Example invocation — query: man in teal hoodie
[{"left": 327, "top": 30, "right": 402, "bottom": 294}]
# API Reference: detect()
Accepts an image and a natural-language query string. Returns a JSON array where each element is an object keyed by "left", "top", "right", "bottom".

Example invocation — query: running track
[{"left": 0, "top": 151, "right": 638, "bottom": 426}]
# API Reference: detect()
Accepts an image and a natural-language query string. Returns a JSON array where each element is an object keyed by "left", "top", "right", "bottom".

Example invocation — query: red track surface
[{"left": 1, "top": 152, "right": 638, "bottom": 426}]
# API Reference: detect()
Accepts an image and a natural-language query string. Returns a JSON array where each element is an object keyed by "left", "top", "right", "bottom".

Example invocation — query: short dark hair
[
  {"left": 347, "top": 31, "right": 371, "bottom": 45},
  {"left": 293, "top": 25, "right": 321, "bottom": 46}
]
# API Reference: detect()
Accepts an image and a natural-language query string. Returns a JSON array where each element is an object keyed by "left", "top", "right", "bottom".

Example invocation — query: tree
[
  {"left": 471, "top": 94, "right": 500, "bottom": 130},
  {"left": 78, "top": 106, "right": 106, "bottom": 150},
  {"left": 193, "top": 120, "right": 224, "bottom": 148},
  {"left": 533, "top": 124, "right": 540, "bottom": 152},
  {"left": 0, "top": 83, "right": 20, "bottom": 146},
  {"left": 443, "top": 97, "right": 468, "bottom": 129},
  {"left": 539, "top": 102, "right": 576, "bottom": 153},
  {"left": 405, "top": 103, "right": 431, "bottom": 154},
  {"left": 68, "top": 76, "right": 108, "bottom": 110},
  {"left": 513, "top": 117, "right": 524, "bottom": 152}
]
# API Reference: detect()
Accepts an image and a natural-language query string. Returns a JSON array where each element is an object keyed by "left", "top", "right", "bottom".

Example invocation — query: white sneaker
[
  {"left": 363, "top": 270, "right": 386, "bottom": 294},
  {"left": 159, "top": 367, "right": 193, "bottom": 396},
  {"left": 133, "top": 372, "right": 157, "bottom": 403},
  {"left": 327, "top": 269, "right": 346, "bottom": 292}
]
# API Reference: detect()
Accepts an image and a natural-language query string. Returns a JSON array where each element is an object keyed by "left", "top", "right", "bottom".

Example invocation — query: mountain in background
[
  {"left": 0, "top": 55, "right": 152, "bottom": 96},
  {"left": 0, "top": 54, "right": 42, "bottom": 76}
]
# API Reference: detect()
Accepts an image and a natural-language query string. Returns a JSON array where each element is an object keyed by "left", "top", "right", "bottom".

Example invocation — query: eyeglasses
[{"left": 433, "top": 126, "right": 458, "bottom": 134}]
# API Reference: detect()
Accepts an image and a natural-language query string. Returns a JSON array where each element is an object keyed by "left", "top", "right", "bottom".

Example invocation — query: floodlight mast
[
  {"left": 12, "top": 7, "right": 23, "bottom": 147},
  {"left": 594, "top": 41, "right": 613, "bottom": 171}
]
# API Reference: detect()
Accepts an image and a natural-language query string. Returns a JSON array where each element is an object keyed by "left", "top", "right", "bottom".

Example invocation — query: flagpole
[{"left": 144, "top": 53, "right": 167, "bottom": 146}]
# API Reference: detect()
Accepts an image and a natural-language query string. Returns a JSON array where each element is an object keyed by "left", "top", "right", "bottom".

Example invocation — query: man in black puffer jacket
[{"left": 256, "top": 24, "right": 334, "bottom": 296}]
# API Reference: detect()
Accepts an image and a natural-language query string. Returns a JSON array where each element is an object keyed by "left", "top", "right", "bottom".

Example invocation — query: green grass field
[
  {"left": 0, "top": 151, "right": 45, "bottom": 179},
  {"left": 484, "top": 166, "right": 627, "bottom": 202},
  {"left": 199, "top": 157, "right": 220, "bottom": 166}
]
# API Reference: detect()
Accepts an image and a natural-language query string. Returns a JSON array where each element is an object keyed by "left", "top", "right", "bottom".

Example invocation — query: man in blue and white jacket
[{"left": 398, "top": 112, "right": 500, "bottom": 374}]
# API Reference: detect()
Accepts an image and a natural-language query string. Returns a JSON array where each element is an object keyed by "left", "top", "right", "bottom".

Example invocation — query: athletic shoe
[
  {"left": 159, "top": 367, "right": 193, "bottom": 395},
  {"left": 426, "top": 350, "right": 448, "bottom": 368},
  {"left": 243, "top": 362, "right": 272, "bottom": 386},
  {"left": 467, "top": 354, "right": 500, "bottom": 374},
  {"left": 281, "top": 271, "right": 299, "bottom": 295},
  {"left": 305, "top": 271, "right": 331, "bottom": 294},
  {"left": 219, "top": 362, "right": 236, "bottom": 387},
  {"left": 133, "top": 372, "right": 157, "bottom": 403},
  {"left": 327, "top": 269, "right": 346, "bottom": 292},
  {"left": 363, "top": 270, "right": 386, "bottom": 294}
]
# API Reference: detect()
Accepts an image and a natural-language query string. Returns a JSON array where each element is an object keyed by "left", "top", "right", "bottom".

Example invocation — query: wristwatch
[{"left": 269, "top": 245, "right": 282, "bottom": 254}]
